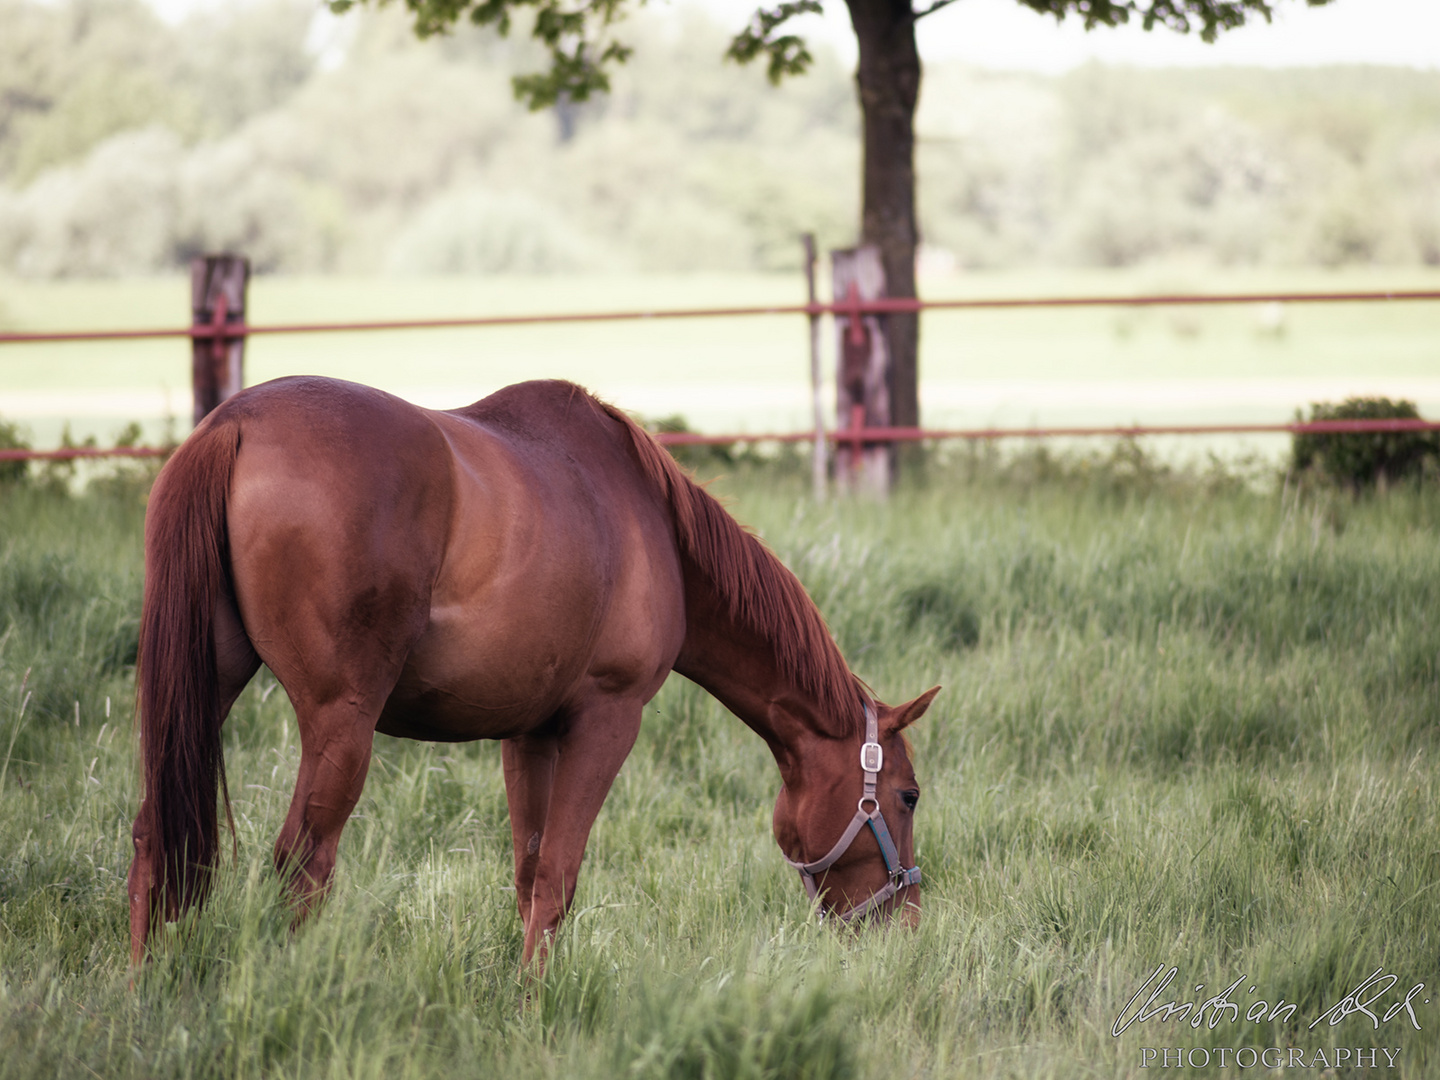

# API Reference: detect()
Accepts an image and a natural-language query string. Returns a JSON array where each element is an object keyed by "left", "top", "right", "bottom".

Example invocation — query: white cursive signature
[
  {"left": 1113, "top": 965, "right": 1427, "bottom": 1038},
  {"left": 1309, "top": 967, "right": 1427, "bottom": 1032}
]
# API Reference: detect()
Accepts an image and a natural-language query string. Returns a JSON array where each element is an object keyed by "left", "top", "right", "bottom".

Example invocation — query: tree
[{"left": 329, "top": 0, "right": 1336, "bottom": 427}]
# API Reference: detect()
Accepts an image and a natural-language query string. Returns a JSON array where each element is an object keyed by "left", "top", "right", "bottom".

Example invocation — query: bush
[
  {"left": 386, "top": 188, "right": 596, "bottom": 274},
  {"left": 648, "top": 414, "right": 737, "bottom": 471},
  {"left": 646, "top": 414, "right": 810, "bottom": 478},
  {"left": 1292, "top": 397, "right": 1440, "bottom": 488},
  {"left": 0, "top": 420, "right": 168, "bottom": 496},
  {"left": 0, "top": 126, "right": 185, "bottom": 277},
  {"left": 0, "top": 415, "right": 30, "bottom": 485},
  {"left": 177, "top": 141, "right": 347, "bottom": 273}
]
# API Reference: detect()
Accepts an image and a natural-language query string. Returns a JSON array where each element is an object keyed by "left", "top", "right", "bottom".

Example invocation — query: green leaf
[
  {"left": 726, "top": 0, "right": 823, "bottom": 85},
  {"left": 1013, "top": 1, "right": 1335, "bottom": 43}
]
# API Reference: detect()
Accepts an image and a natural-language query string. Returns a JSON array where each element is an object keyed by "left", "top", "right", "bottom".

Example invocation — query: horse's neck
[{"left": 671, "top": 576, "right": 823, "bottom": 769}]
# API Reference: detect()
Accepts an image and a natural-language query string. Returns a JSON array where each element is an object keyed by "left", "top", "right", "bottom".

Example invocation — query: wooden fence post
[
  {"left": 831, "top": 245, "right": 890, "bottom": 497},
  {"left": 191, "top": 254, "right": 249, "bottom": 426},
  {"left": 803, "top": 234, "right": 826, "bottom": 501}
]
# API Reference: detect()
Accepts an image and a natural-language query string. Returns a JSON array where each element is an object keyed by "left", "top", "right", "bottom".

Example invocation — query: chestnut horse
[{"left": 127, "top": 377, "right": 938, "bottom": 966}]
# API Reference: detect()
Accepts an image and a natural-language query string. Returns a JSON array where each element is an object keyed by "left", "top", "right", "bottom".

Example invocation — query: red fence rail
[
  {"left": 3, "top": 287, "right": 1438, "bottom": 462},
  {"left": 2, "top": 289, "right": 1438, "bottom": 346},
  {"left": 0, "top": 446, "right": 170, "bottom": 462},
  {"left": 660, "top": 417, "right": 1440, "bottom": 447},
  {"left": 5, "top": 420, "right": 1437, "bottom": 464}
]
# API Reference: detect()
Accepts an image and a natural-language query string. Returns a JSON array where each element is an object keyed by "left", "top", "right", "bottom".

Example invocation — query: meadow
[{"left": 0, "top": 448, "right": 1437, "bottom": 1079}]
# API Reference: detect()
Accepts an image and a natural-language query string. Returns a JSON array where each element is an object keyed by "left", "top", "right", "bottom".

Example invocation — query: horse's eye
[{"left": 900, "top": 789, "right": 920, "bottom": 811}]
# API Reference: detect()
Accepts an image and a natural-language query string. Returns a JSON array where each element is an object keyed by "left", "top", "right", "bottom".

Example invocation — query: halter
[{"left": 781, "top": 699, "right": 921, "bottom": 922}]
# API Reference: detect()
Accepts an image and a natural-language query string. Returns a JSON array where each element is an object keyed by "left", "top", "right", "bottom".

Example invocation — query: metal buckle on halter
[{"left": 860, "top": 740, "right": 882, "bottom": 773}]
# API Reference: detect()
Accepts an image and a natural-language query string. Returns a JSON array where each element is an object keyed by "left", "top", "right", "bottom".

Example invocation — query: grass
[
  {"left": 3, "top": 266, "right": 1440, "bottom": 449},
  {"left": 1, "top": 451, "right": 1439, "bottom": 1078}
]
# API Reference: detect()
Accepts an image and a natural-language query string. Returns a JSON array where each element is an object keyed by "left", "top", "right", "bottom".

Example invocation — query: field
[
  {"left": 3, "top": 266, "right": 1440, "bottom": 462},
  {"left": 1, "top": 452, "right": 1438, "bottom": 1079}
]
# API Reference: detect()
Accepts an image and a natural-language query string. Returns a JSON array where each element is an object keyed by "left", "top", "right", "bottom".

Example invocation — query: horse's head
[{"left": 772, "top": 686, "right": 940, "bottom": 924}]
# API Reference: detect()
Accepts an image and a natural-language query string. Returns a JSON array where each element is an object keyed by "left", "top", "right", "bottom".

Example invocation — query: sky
[
  {"left": 142, "top": 0, "right": 1440, "bottom": 72},
  {"left": 700, "top": 0, "right": 1440, "bottom": 71}
]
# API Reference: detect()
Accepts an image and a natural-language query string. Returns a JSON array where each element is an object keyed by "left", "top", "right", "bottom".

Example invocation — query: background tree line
[{"left": 1, "top": 0, "right": 1437, "bottom": 278}]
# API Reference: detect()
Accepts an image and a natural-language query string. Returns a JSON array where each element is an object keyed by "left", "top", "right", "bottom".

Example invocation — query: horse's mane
[{"left": 592, "top": 394, "right": 862, "bottom": 739}]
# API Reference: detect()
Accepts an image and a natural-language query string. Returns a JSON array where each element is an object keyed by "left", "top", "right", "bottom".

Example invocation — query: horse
[{"left": 127, "top": 376, "right": 939, "bottom": 967}]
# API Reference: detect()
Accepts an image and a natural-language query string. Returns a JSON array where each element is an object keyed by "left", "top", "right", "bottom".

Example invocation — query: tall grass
[{"left": 0, "top": 452, "right": 1436, "bottom": 1078}]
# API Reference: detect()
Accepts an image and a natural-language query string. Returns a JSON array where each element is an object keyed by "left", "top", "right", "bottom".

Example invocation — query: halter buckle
[{"left": 860, "top": 741, "right": 882, "bottom": 773}]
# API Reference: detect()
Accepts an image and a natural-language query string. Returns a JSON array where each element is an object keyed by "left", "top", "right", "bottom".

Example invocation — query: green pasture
[
  {"left": 1, "top": 454, "right": 1438, "bottom": 1078},
  {"left": 2, "top": 266, "right": 1439, "bottom": 457}
]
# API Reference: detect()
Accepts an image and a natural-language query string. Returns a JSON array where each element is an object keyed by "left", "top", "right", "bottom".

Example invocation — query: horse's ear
[{"left": 885, "top": 686, "right": 941, "bottom": 733}]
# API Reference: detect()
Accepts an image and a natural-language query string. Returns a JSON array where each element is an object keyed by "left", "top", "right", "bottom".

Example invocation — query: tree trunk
[{"left": 844, "top": 0, "right": 920, "bottom": 430}]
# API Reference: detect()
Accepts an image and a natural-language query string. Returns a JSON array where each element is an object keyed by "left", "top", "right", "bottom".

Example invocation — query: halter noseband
[{"left": 781, "top": 700, "right": 921, "bottom": 922}]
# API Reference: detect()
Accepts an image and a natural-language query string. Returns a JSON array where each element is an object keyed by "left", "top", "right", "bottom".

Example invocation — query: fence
[{"left": 3, "top": 271, "right": 1439, "bottom": 465}]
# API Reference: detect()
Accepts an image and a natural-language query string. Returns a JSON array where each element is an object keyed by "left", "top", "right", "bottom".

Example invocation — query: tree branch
[
  {"left": 330, "top": 0, "right": 639, "bottom": 109},
  {"left": 910, "top": 0, "right": 966, "bottom": 23}
]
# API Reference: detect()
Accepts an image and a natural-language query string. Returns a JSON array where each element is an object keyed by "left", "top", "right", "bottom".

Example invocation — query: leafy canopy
[
  {"left": 329, "top": 0, "right": 1335, "bottom": 107},
  {"left": 328, "top": 0, "right": 635, "bottom": 107},
  {"left": 731, "top": 0, "right": 1335, "bottom": 84}
]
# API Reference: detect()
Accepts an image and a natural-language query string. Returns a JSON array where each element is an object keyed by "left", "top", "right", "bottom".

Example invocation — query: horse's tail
[{"left": 133, "top": 417, "right": 241, "bottom": 926}]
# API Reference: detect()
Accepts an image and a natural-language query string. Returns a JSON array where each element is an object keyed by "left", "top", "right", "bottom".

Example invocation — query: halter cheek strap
[{"left": 781, "top": 700, "right": 921, "bottom": 922}]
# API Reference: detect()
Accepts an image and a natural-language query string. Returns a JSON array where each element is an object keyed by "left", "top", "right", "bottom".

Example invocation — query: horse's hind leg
[
  {"left": 247, "top": 578, "right": 429, "bottom": 922},
  {"left": 272, "top": 695, "right": 386, "bottom": 921}
]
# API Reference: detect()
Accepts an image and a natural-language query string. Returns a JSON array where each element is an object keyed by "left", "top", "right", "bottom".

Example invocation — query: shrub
[
  {"left": 0, "top": 420, "right": 167, "bottom": 496},
  {"left": 648, "top": 414, "right": 736, "bottom": 471},
  {"left": 0, "top": 416, "right": 30, "bottom": 485},
  {"left": 646, "top": 414, "right": 809, "bottom": 478},
  {"left": 177, "top": 142, "right": 347, "bottom": 273},
  {"left": 1292, "top": 397, "right": 1440, "bottom": 488},
  {"left": 3, "top": 127, "right": 184, "bottom": 277},
  {"left": 386, "top": 188, "right": 596, "bottom": 274}
]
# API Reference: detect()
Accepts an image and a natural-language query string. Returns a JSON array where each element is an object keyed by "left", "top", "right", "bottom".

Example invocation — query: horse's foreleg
[
  {"left": 520, "top": 699, "right": 642, "bottom": 970},
  {"left": 274, "top": 706, "right": 376, "bottom": 922},
  {"left": 502, "top": 732, "right": 559, "bottom": 931}
]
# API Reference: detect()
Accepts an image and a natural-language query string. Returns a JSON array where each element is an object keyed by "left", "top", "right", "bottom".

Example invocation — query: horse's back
[{"left": 211, "top": 377, "right": 683, "bottom": 740}]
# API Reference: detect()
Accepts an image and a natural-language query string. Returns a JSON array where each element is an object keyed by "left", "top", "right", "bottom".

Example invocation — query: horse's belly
[{"left": 378, "top": 601, "right": 596, "bottom": 740}]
